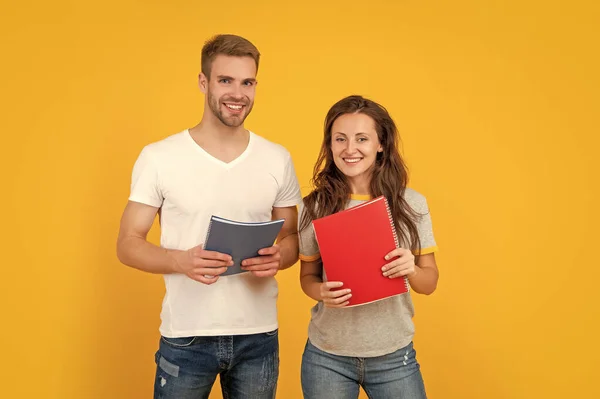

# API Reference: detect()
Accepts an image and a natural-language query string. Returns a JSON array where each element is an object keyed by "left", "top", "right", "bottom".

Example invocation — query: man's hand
[
  {"left": 240, "top": 244, "right": 281, "bottom": 277},
  {"left": 172, "top": 244, "right": 233, "bottom": 285}
]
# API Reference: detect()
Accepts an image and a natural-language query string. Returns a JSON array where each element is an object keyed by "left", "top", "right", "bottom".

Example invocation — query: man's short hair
[{"left": 201, "top": 34, "right": 260, "bottom": 79}]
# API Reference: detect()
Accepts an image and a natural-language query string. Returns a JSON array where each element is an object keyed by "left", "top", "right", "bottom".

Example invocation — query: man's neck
[
  {"left": 189, "top": 116, "right": 247, "bottom": 144},
  {"left": 187, "top": 111, "right": 250, "bottom": 164}
]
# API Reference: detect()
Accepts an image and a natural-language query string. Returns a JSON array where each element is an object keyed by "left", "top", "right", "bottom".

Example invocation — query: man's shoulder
[
  {"left": 140, "top": 130, "right": 188, "bottom": 155},
  {"left": 132, "top": 131, "right": 187, "bottom": 167},
  {"left": 250, "top": 131, "right": 292, "bottom": 159}
]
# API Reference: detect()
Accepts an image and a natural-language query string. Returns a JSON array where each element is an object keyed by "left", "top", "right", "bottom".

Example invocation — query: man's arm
[
  {"left": 272, "top": 205, "right": 299, "bottom": 270},
  {"left": 116, "top": 201, "right": 178, "bottom": 274},
  {"left": 116, "top": 201, "right": 233, "bottom": 284}
]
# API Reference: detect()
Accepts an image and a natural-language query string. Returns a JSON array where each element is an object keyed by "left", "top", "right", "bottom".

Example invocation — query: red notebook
[{"left": 312, "top": 196, "right": 409, "bottom": 307}]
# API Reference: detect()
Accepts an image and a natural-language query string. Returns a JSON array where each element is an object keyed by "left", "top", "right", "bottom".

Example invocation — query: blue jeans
[
  {"left": 154, "top": 330, "right": 279, "bottom": 399},
  {"left": 301, "top": 340, "right": 427, "bottom": 399}
]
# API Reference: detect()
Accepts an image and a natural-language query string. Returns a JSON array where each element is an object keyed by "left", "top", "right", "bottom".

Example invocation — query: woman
[{"left": 298, "top": 95, "right": 439, "bottom": 399}]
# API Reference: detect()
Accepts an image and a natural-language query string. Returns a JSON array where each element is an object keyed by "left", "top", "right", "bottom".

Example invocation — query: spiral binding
[
  {"left": 204, "top": 216, "right": 215, "bottom": 247},
  {"left": 202, "top": 217, "right": 215, "bottom": 278},
  {"left": 383, "top": 197, "right": 410, "bottom": 293}
]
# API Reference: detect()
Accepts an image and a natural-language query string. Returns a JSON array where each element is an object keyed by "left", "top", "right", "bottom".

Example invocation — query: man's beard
[{"left": 207, "top": 91, "right": 253, "bottom": 128}]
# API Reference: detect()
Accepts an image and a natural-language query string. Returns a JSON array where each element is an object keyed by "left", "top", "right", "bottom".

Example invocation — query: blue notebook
[{"left": 203, "top": 216, "right": 285, "bottom": 277}]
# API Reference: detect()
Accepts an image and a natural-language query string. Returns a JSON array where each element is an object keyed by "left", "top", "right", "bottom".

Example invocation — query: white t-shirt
[{"left": 128, "top": 129, "right": 302, "bottom": 337}]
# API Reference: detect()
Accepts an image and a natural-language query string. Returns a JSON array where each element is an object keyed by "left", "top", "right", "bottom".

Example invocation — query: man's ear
[{"left": 199, "top": 73, "right": 208, "bottom": 93}]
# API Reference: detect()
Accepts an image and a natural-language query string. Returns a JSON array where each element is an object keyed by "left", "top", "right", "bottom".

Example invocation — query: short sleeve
[
  {"left": 273, "top": 153, "right": 302, "bottom": 208},
  {"left": 298, "top": 202, "right": 321, "bottom": 262},
  {"left": 411, "top": 193, "right": 438, "bottom": 255},
  {"left": 128, "top": 146, "right": 163, "bottom": 208}
]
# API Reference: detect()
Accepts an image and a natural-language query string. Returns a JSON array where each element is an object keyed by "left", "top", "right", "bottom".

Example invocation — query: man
[{"left": 117, "top": 34, "right": 301, "bottom": 398}]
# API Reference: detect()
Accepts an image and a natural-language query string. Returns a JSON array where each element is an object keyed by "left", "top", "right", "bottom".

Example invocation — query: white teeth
[
  {"left": 225, "top": 104, "right": 242, "bottom": 110},
  {"left": 344, "top": 158, "right": 361, "bottom": 163}
]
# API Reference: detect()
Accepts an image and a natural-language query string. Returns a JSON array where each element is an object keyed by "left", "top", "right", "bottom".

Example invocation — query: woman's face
[{"left": 330, "top": 112, "right": 382, "bottom": 186}]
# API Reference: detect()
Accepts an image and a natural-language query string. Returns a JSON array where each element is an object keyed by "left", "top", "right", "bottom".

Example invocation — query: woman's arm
[
  {"left": 382, "top": 250, "right": 439, "bottom": 295},
  {"left": 408, "top": 253, "right": 438, "bottom": 295},
  {"left": 300, "top": 259, "right": 353, "bottom": 306}
]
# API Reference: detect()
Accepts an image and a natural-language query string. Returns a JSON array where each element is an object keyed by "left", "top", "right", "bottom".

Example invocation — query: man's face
[{"left": 201, "top": 55, "right": 257, "bottom": 128}]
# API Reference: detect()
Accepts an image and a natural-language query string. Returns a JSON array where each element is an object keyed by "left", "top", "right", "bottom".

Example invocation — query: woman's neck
[{"left": 348, "top": 175, "right": 371, "bottom": 197}]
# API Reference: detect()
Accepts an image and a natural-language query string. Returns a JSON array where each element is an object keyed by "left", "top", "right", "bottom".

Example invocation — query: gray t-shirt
[{"left": 298, "top": 188, "right": 438, "bottom": 357}]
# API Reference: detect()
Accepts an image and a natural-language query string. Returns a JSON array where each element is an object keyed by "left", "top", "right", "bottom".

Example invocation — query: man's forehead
[{"left": 211, "top": 55, "right": 257, "bottom": 77}]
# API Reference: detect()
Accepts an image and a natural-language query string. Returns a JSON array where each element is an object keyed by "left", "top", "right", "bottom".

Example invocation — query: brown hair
[
  {"left": 201, "top": 34, "right": 260, "bottom": 79},
  {"left": 300, "top": 95, "right": 422, "bottom": 255}
]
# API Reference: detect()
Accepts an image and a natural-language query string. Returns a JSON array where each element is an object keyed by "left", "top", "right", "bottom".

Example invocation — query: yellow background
[{"left": 2, "top": 1, "right": 598, "bottom": 398}]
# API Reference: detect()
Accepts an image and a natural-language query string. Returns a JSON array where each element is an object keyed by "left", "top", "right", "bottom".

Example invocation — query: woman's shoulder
[
  {"left": 403, "top": 187, "right": 429, "bottom": 213},
  {"left": 300, "top": 191, "right": 320, "bottom": 214}
]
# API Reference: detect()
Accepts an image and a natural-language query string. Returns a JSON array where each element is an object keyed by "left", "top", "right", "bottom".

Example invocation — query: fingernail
[
  {"left": 384, "top": 255, "right": 389, "bottom": 260},
  {"left": 381, "top": 266, "right": 386, "bottom": 271}
]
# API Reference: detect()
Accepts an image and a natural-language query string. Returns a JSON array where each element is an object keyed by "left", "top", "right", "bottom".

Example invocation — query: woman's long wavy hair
[{"left": 300, "top": 95, "right": 421, "bottom": 255}]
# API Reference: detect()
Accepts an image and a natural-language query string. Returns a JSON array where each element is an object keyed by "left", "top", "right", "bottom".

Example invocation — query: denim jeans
[
  {"left": 153, "top": 329, "right": 279, "bottom": 399},
  {"left": 301, "top": 339, "right": 427, "bottom": 399}
]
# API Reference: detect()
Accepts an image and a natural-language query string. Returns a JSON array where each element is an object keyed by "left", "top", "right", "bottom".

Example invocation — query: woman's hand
[
  {"left": 319, "top": 281, "right": 352, "bottom": 307},
  {"left": 382, "top": 248, "right": 417, "bottom": 279}
]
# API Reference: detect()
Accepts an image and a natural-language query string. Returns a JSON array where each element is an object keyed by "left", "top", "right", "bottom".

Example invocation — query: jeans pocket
[{"left": 161, "top": 336, "right": 197, "bottom": 347}]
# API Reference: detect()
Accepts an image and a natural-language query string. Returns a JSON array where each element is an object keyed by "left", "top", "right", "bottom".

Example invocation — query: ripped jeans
[
  {"left": 301, "top": 340, "right": 426, "bottom": 399},
  {"left": 153, "top": 330, "right": 279, "bottom": 399}
]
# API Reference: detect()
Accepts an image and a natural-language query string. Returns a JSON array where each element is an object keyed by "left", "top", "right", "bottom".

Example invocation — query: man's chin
[{"left": 219, "top": 115, "right": 246, "bottom": 128}]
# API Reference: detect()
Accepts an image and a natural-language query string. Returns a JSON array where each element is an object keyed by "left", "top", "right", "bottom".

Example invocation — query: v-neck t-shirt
[{"left": 129, "top": 129, "right": 302, "bottom": 337}]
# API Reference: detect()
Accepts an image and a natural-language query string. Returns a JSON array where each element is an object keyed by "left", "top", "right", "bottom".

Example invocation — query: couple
[{"left": 116, "top": 34, "right": 439, "bottom": 399}]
